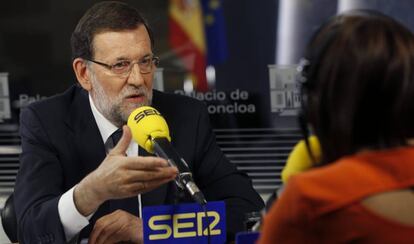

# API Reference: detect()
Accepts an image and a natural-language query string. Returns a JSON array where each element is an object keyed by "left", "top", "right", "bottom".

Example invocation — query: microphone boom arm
[{"left": 151, "top": 137, "right": 207, "bottom": 205}]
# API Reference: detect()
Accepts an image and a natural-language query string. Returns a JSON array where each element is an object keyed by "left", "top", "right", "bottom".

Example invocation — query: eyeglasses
[{"left": 86, "top": 55, "right": 160, "bottom": 76}]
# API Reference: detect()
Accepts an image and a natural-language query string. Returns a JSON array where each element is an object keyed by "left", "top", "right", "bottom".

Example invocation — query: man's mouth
[{"left": 125, "top": 93, "right": 146, "bottom": 103}]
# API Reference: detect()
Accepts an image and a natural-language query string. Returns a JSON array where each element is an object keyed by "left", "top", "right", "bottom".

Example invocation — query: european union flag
[{"left": 201, "top": 0, "right": 228, "bottom": 65}]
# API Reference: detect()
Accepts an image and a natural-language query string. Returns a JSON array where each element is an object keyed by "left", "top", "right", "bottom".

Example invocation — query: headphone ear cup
[
  {"left": 297, "top": 56, "right": 316, "bottom": 163},
  {"left": 298, "top": 85, "right": 310, "bottom": 138},
  {"left": 297, "top": 23, "right": 340, "bottom": 133},
  {"left": 297, "top": 57, "right": 311, "bottom": 130}
]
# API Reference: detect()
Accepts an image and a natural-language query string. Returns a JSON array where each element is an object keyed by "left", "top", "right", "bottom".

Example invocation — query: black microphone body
[{"left": 152, "top": 137, "right": 207, "bottom": 205}]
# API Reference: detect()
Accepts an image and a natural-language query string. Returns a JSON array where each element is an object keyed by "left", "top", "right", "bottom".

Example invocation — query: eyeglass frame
[{"left": 84, "top": 55, "right": 160, "bottom": 76}]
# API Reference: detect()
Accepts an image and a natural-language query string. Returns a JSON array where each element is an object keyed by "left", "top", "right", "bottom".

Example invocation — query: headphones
[{"left": 296, "top": 18, "right": 342, "bottom": 164}]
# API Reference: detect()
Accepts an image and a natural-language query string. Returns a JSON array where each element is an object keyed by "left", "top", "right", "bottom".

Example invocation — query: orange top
[{"left": 258, "top": 147, "right": 414, "bottom": 244}]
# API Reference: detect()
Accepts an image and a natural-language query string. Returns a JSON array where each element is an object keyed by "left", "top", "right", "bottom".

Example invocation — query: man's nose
[{"left": 127, "top": 63, "right": 145, "bottom": 86}]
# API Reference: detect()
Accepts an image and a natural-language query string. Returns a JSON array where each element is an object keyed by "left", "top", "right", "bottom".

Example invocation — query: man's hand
[
  {"left": 74, "top": 125, "right": 178, "bottom": 215},
  {"left": 88, "top": 210, "right": 143, "bottom": 244}
]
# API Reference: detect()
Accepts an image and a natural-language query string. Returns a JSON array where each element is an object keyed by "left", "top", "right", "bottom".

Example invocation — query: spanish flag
[{"left": 169, "top": 0, "right": 228, "bottom": 91}]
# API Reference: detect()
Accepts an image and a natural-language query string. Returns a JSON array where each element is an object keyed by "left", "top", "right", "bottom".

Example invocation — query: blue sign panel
[
  {"left": 236, "top": 231, "right": 260, "bottom": 244},
  {"left": 142, "top": 201, "right": 226, "bottom": 244}
]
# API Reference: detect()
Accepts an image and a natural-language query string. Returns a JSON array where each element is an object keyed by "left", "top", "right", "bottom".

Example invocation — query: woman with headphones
[{"left": 259, "top": 10, "right": 414, "bottom": 243}]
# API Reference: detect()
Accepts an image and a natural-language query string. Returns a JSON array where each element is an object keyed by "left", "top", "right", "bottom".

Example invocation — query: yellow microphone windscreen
[
  {"left": 127, "top": 106, "right": 171, "bottom": 153},
  {"left": 281, "top": 135, "right": 321, "bottom": 183}
]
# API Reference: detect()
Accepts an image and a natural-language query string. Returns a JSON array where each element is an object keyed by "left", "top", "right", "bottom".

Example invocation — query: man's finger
[
  {"left": 125, "top": 175, "right": 177, "bottom": 194},
  {"left": 95, "top": 219, "right": 120, "bottom": 244},
  {"left": 90, "top": 210, "right": 139, "bottom": 244},
  {"left": 88, "top": 211, "right": 120, "bottom": 244},
  {"left": 123, "top": 167, "right": 178, "bottom": 183},
  {"left": 123, "top": 156, "right": 171, "bottom": 169},
  {"left": 110, "top": 125, "right": 132, "bottom": 155}
]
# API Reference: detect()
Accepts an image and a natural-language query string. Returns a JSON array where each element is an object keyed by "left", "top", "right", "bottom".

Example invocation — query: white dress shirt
[{"left": 57, "top": 94, "right": 142, "bottom": 241}]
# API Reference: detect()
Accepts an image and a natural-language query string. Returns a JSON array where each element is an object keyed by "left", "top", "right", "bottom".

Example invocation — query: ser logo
[
  {"left": 134, "top": 108, "right": 161, "bottom": 124},
  {"left": 148, "top": 211, "right": 221, "bottom": 240}
]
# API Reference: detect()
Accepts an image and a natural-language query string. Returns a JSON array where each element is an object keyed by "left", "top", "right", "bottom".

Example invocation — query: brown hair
[
  {"left": 70, "top": 1, "right": 154, "bottom": 60},
  {"left": 301, "top": 10, "right": 414, "bottom": 163}
]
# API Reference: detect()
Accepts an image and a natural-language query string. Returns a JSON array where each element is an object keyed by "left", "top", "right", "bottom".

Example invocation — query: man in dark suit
[{"left": 14, "top": 2, "right": 264, "bottom": 243}]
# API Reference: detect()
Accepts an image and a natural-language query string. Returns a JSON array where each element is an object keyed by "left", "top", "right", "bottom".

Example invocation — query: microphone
[
  {"left": 249, "top": 136, "right": 322, "bottom": 232},
  {"left": 127, "top": 106, "right": 207, "bottom": 205},
  {"left": 281, "top": 135, "right": 321, "bottom": 183}
]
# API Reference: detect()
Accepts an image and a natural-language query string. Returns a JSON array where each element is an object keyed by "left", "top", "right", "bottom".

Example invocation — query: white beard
[{"left": 89, "top": 73, "right": 153, "bottom": 127}]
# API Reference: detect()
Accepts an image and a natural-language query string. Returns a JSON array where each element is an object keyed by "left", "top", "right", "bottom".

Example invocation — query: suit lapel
[
  {"left": 63, "top": 86, "right": 112, "bottom": 230},
  {"left": 64, "top": 87, "right": 106, "bottom": 178}
]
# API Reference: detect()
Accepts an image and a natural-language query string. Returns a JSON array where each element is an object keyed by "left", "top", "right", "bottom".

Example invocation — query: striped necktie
[{"left": 104, "top": 128, "right": 122, "bottom": 152}]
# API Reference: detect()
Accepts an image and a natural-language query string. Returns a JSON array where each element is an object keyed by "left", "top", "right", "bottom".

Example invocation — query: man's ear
[{"left": 73, "top": 58, "right": 92, "bottom": 91}]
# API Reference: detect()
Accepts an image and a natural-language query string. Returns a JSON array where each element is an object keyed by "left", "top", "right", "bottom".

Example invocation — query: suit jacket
[{"left": 14, "top": 85, "right": 264, "bottom": 243}]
